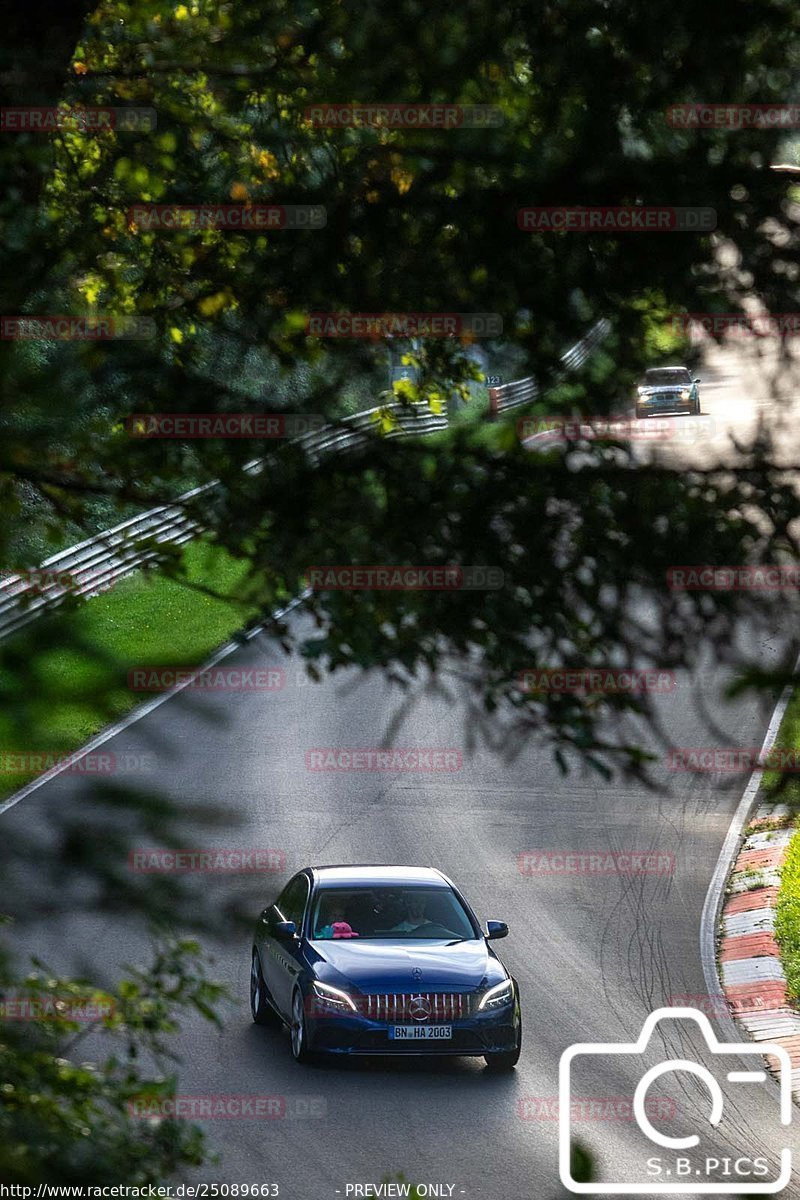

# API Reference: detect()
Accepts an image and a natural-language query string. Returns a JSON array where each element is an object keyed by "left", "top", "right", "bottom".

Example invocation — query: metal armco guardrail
[
  {"left": 291, "top": 401, "right": 447, "bottom": 465},
  {"left": 0, "top": 494, "right": 203, "bottom": 642},
  {"left": 0, "top": 319, "right": 609, "bottom": 642},
  {"left": 488, "top": 317, "right": 611, "bottom": 415}
]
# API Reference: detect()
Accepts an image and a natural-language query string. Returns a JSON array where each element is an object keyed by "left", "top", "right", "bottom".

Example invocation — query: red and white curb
[{"left": 719, "top": 800, "right": 800, "bottom": 1099}]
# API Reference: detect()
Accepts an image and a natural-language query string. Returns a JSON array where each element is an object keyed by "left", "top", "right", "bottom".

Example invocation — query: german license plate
[{"left": 389, "top": 1025, "right": 452, "bottom": 1040}]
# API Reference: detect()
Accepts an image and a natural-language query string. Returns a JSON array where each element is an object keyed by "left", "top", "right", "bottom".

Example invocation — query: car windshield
[
  {"left": 310, "top": 886, "right": 478, "bottom": 940},
  {"left": 643, "top": 368, "right": 691, "bottom": 386}
]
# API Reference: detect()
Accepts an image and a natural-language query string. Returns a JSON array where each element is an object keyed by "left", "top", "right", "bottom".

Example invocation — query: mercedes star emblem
[{"left": 409, "top": 994, "right": 432, "bottom": 1022}]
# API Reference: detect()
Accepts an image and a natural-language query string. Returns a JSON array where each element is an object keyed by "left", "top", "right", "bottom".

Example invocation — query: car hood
[{"left": 311, "top": 938, "right": 496, "bottom": 992}]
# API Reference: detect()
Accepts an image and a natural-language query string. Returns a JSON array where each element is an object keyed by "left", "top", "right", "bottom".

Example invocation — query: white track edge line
[{"left": 0, "top": 592, "right": 310, "bottom": 817}]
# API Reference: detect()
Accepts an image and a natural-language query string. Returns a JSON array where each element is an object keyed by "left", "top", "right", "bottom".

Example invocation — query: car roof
[
  {"left": 646, "top": 365, "right": 689, "bottom": 372},
  {"left": 310, "top": 864, "right": 450, "bottom": 888}
]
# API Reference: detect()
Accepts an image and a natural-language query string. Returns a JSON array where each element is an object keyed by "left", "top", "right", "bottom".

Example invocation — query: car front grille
[{"left": 364, "top": 991, "right": 472, "bottom": 1021}]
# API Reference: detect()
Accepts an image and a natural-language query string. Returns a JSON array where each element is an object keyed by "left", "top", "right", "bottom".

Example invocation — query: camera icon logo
[{"left": 559, "top": 1007, "right": 792, "bottom": 1194}]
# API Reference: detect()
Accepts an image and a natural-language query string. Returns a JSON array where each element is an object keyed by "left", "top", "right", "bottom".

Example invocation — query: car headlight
[
  {"left": 680, "top": 389, "right": 690, "bottom": 400},
  {"left": 478, "top": 979, "right": 514, "bottom": 1010},
  {"left": 311, "top": 981, "right": 357, "bottom": 1012}
]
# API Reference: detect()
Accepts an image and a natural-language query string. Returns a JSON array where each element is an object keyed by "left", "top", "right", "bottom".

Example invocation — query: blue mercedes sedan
[{"left": 250, "top": 864, "right": 522, "bottom": 1069}]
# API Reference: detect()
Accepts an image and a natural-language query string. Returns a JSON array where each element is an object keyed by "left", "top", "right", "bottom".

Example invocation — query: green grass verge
[
  {"left": 764, "top": 690, "right": 800, "bottom": 1004},
  {"left": 776, "top": 828, "right": 800, "bottom": 1003},
  {"left": 763, "top": 686, "right": 800, "bottom": 807},
  {"left": 0, "top": 541, "right": 263, "bottom": 800}
]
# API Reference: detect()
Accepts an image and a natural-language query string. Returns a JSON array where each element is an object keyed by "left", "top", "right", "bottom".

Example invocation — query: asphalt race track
[{"left": 4, "top": 337, "right": 800, "bottom": 1199}]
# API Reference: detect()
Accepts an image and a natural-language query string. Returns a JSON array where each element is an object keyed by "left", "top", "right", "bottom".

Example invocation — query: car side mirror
[
  {"left": 486, "top": 920, "right": 508, "bottom": 940},
  {"left": 693, "top": 378, "right": 701, "bottom": 383},
  {"left": 275, "top": 919, "right": 298, "bottom": 941},
  {"left": 260, "top": 908, "right": 271, "bottom": 922}
]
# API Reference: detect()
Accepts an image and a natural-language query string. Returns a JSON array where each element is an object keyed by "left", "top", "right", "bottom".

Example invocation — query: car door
[{"left": 260, "top": 873, "right": 310, "bottom": 1019}]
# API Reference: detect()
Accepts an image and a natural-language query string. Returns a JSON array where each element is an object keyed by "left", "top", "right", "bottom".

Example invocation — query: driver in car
[{"left": 391, "top": 893, "right": 428, "bottom": 932}]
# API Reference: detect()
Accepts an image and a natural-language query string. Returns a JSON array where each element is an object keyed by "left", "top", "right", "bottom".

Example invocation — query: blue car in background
[
  {"left": 635, "top": 366, "right": 700, "bottom": 419},
  {"left": 250, "top": 864, "right": 522, "bottom": 1069}
]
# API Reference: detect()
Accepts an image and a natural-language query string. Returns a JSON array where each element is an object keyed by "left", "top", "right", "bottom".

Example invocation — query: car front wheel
[
  {"left": 484, "top": 1009, "right": 522, "bottom": 1071},
  {"left": 250, "top": 949, "right": 280, "bottom": 1027},
  {"left": 635, "top": 404, "right": 647, "bottom": 420},
  {"left": 290, "top": 987, "right": 317, "bottom": 1064}
]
